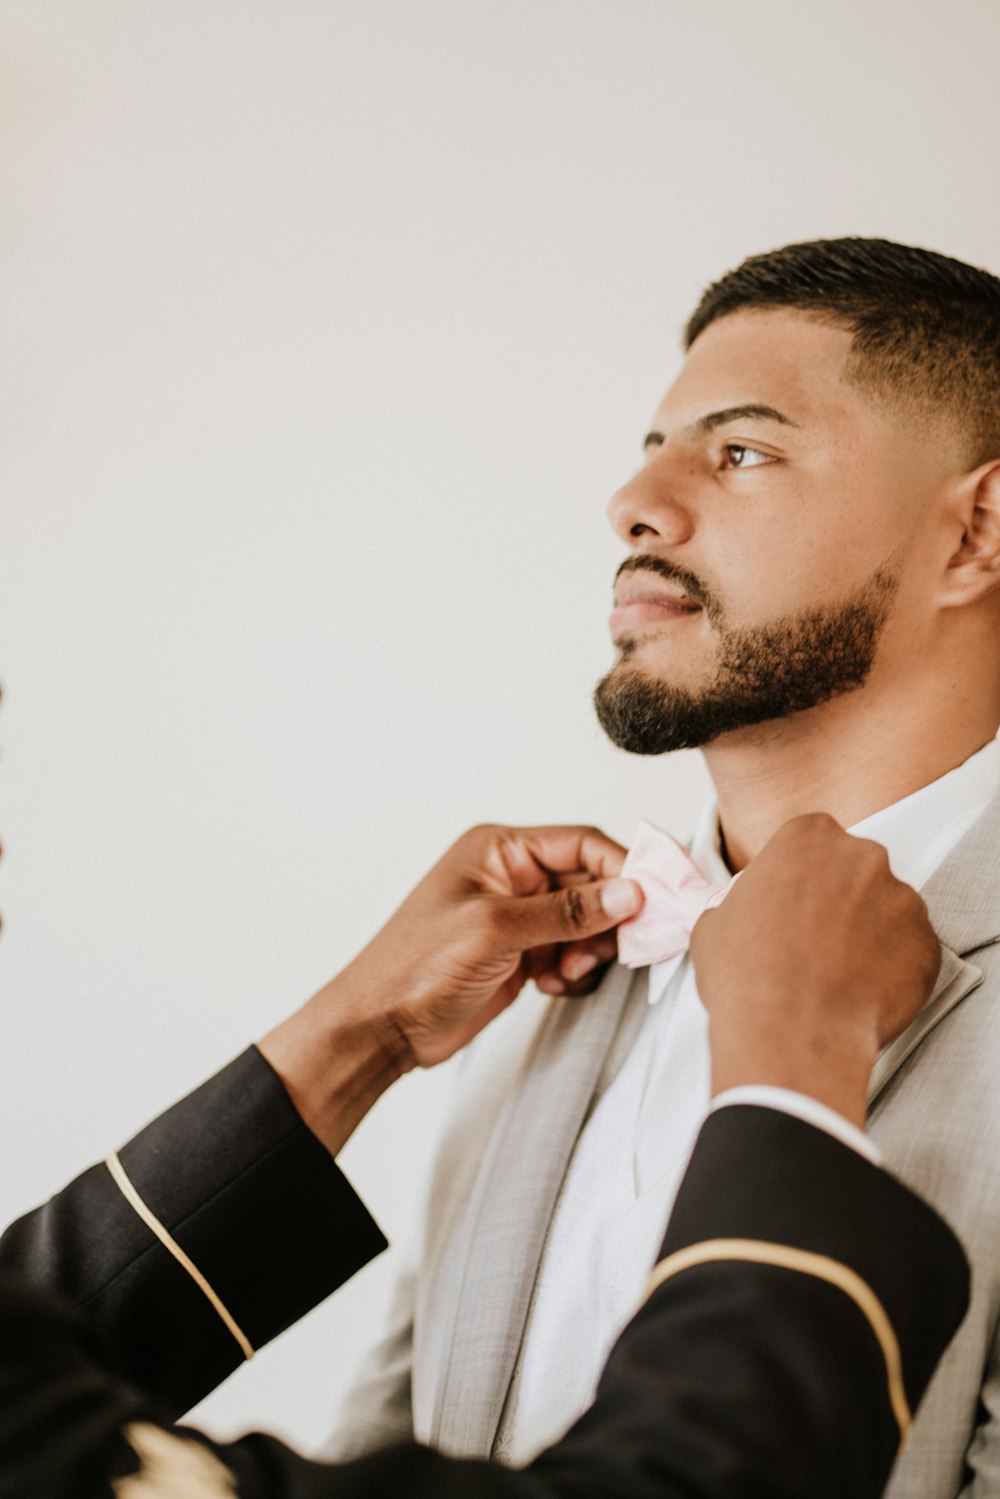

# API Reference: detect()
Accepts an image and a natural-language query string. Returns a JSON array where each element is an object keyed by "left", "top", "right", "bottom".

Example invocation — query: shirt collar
[
  {"left": 849, "top": 736, "right": 1000, "bottom": 890},
  {"left": 645, "top": 735, "right": 1000, "bottom": 1008}
]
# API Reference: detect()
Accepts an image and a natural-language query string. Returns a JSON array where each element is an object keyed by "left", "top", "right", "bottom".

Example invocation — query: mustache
[{"left": 614, "top": 555, "right": 717, "bottom": 613}]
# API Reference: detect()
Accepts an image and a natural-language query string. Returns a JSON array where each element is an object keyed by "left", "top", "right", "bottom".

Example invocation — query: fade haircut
[{"left": 684, "top": 238, "right": 1000, "bottom": 467}]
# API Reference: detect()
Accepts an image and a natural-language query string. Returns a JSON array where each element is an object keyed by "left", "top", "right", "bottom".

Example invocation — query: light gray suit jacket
[{"left": 327, "top": 792, "right": 1000, "bottom": 1497}]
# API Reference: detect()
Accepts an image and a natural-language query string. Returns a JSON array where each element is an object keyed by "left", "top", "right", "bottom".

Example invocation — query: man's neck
[{"left": 704, "top": 685, "right": 1000, "bottom": 872}]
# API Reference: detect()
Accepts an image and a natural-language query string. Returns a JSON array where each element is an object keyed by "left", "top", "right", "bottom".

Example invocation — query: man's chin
[
  {"left": 596, "top": 560, "right": 900, "bottom": 755},
  {"left": 593, "top": 661, "right": 716, "bottom": 756}
]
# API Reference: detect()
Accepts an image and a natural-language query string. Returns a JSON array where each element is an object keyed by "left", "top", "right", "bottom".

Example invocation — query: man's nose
[{"left": 606, "top": 464, "right": 694, "bottom": 550}]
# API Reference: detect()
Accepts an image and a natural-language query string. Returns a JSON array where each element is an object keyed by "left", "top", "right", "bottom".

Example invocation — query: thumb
[{"left": 494, "top": 877, "right": 643, "bottom": 951}]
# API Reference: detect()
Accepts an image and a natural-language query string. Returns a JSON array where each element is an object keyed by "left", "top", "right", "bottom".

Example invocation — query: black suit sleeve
[
  {"left": 0, "top": 1047, "right": 387, "bottom": 1417},
  {"left": 0, "top": 1106, "right": 970, "bottom": 1499},
  {"left": 528, "top": 1105, "right": 970, "bottom": 1499}
]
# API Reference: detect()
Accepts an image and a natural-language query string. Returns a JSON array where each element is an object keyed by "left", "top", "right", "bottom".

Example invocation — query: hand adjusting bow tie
[{"left": 617, "top": 820, "right": 733, "bottom": 968}]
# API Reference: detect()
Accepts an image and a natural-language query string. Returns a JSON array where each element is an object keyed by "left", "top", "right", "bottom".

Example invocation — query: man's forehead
[{"left": 650, "top": 309, "right": 857, "bottom": 435}]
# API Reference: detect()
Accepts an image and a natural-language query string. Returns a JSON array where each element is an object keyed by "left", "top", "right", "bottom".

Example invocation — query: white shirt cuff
[{"left": 709, "top": 1086, "right": 881, "bottom": 1165}]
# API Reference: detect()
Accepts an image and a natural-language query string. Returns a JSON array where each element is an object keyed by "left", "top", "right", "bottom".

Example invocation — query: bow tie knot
[{"left": 617, "top": 821, "right": 732, "bottom": 968}]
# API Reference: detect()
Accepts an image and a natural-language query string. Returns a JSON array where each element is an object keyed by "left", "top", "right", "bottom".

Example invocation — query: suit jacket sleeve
[
  {"left": 528, "top": 1105, "right": 971, "bottom": 1499},
  {"left": 0, "top": 1106, "right": 969, "bottom": 1499},
  {"left": 0, "top": 1046, "right": 388, "bottom": 1418}
]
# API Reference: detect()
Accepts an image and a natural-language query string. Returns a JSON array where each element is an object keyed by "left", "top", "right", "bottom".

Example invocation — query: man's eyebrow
[{"left": 643, "top": 404, "right": 799, "bottom": 449}]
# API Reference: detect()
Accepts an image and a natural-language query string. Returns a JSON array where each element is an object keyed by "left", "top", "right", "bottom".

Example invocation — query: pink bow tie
[{"left": 617, "top": 821, "right": 733, "bottom": 968}]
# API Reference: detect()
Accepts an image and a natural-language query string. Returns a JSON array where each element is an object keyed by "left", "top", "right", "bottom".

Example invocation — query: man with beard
[{"left": 326, "top": 238, "right": 1000, "bottom": 1499}]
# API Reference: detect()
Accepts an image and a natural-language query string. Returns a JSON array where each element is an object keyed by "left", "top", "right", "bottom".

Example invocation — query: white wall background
[{"left": 2, "top": 0, "right": 999, "bottom": 1453}]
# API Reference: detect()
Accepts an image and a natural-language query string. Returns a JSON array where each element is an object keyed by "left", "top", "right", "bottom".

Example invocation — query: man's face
[{"left": 594, "top": 309, "right": 945, "bottom": 753}]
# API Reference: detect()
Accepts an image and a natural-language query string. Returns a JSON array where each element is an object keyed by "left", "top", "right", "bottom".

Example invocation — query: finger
[
  {"left": 520, "top": 825, "right": 629, "bottom": 880},
  {"left": 559, "top": 958, "right": 615, "bottom": 998},
  {"left": 530, "top": 933, "right": 618, "bottom": 995},
  {"left": 493, "top": 876, "right": 642, "bottom": 950},
  {"left": 492, "top": 826, "right": 628, "bottom": 898},
  {"left": 558, "top": 933, "right": 618, "bottom": 983},
  {"left": 522, "top": 942, "right": 560, "bottom": 983},
  {"left": 524, "top": 944, "right": 574, "bottom": 996},
  {"left": 534, "top": 956, "right": 615, "bottom": 998}
]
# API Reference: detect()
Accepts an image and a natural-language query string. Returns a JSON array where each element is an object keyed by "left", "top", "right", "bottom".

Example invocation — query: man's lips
[{"left": 610, "top": 580, "right": 703, "bottom": 636}]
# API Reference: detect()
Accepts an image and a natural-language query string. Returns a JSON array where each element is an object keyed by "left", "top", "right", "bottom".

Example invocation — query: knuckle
[
  {"left": 899, "top": 883, "right": 924, "bottom": 913},
  {"left": 868, "top": 839, "right": 891, "bottom": 866},
  {"left": 854, "top": 835, "right": 889, "bottom": 872},
  {"left": 455, "top": 823, "right": 497, "bottom": 857},
  {"left": 468, "top": 822, "right": 502, "bottom": 842},
  {"left": 493, "top": 829, "right": 530, "bottom": 877},
  {"left": 806, "top": 810, "right": 838, "bottom": 831},
  {"left": 561, "top": 884, "right": 588, "bottom": 931},
  {"left": 780, "top": 811, "right": 838, "bottom": 845}
]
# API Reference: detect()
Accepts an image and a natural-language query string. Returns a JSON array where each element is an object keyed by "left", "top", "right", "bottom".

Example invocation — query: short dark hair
[{"left": 684, "top": 237, "right": 1000, "bottom": 466}]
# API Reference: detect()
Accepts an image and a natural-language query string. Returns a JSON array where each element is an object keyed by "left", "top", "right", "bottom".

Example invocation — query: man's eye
[{"left": 722, "top": 443, "right": 772, "bottom": 469}]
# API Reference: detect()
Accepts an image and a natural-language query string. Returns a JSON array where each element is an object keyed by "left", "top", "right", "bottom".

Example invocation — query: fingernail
[
  {"left": 536, "top": 974, "right": 566, "bottom": 995},
  {"left": 601, "top": 878, "right": 642, "bottom": 919},
  {"left": 562, "top": 952, "right": 599, "bottom": 982}
]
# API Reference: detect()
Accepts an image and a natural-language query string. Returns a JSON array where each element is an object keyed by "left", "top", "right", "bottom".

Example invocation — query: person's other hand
[
  {"left": 690, "top": 813, "right": 940, "bottom": 1128},
  {"left": 335, "top": 823, "right": 642, "bottom": 1068}
]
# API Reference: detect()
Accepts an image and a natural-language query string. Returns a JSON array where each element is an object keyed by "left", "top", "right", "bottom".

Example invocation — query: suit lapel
[
  {"left": 868, "top": 944, "right": 984, "bottom": 1107},
  {"left": 429, "top": 962, "right": 637, "bottom": 1456},
  {"left": 869, "top": 787, "right": 1000, "bottom": 1107}
]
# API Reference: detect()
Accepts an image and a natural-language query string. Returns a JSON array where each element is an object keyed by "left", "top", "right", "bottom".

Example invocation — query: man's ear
[{"left": 943, "top": 460, "right": 1000, "bottom": 605}]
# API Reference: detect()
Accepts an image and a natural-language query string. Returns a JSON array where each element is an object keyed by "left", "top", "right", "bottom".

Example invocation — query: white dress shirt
[{"left": 500, "top": 738, "right": 1000, "bottom": 1464}]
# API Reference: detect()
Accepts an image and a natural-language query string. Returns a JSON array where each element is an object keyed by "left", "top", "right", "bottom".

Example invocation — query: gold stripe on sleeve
[
  {"left": 643, "top": 1237, "right": 910, "bottom": 1443},
  {"left": 104, "top": 1151, "right": 254, "bottom": 1363}
]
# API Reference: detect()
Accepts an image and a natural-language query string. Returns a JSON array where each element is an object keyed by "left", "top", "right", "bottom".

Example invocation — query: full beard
[{"left": 593, "top": 564, "right": 901, "bottom": 755}]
